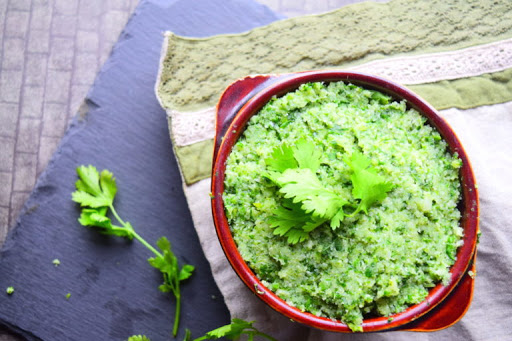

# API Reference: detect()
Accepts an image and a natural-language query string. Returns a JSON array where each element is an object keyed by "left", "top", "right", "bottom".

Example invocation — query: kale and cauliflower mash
[{"left": 223, "top": 81, "right": 463, "bottom": 331}]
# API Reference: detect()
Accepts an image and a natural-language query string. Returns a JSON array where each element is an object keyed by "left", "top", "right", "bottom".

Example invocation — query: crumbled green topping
[
  {"left": 53, "top": 259, "right": 61, "bottom": 266},
  {"left": 66, "top": 293, "right": 71, "bottom": 300},
  {"left": 223, "top": 82, "right": 463, "bottom": 331},
  {"left": 6, "top": 286, "right": 14, "bottom": 295}
]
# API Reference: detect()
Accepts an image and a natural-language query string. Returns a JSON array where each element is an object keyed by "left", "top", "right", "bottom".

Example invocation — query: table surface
[{"left": 0, "top": 0, "right": 380, "bottom": 340}]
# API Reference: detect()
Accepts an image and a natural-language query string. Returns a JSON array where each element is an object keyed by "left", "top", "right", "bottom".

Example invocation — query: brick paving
[
  {"left": 0, "top": 0, "right": 372, "bottom": 339},
  {"left": 0, "top": 0, "right": 139, "bottom": 250}
]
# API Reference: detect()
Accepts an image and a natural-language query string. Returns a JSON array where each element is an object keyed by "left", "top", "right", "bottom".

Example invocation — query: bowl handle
[{"left": 213, "top": 74, "right": 291, "bottom": 160}]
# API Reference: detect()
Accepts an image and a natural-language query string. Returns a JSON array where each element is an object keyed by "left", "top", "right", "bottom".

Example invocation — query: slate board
[{"left": 0, "top": 1, "right": 282, "bottom": 340}]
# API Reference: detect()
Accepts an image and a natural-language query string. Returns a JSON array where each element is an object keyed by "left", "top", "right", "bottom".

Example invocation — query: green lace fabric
[{"left": 158, "top": 0, "right": 512, "bottom": 112}]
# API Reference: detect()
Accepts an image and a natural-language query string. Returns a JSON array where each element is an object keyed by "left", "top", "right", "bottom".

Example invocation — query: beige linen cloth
[{"left": 155, "top": 0, "right": 512, "bottom": 339}]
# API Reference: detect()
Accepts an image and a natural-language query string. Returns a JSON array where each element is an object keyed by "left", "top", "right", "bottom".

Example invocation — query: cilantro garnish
[
  {"left": 265, "top": 142, "right": 393, "bottom": 244},
  {"left": 129, "top": 319, "right": 276, "bottom": 341},
  {"left": 268, "top": 200, "right": 324, "bottom": 244},
  {"left": 344, "top": 151, "right": 394, "bottom": 216},
  {"left": 72, "top": 165, "right": 194, "bottom": 336},
  {"left": 277, "top": 168, "right": 347, "bottom": 219},
  {"left": 6, "top": 286, "right": 14, "bottom": 295},
  {"left": 192, "top": 319, "right": 277, "bottom": 341}
]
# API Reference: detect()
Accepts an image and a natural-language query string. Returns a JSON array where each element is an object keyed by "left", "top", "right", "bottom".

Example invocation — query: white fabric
[{"left": 182, "top": 102, "right": 512, "bottom": 340}]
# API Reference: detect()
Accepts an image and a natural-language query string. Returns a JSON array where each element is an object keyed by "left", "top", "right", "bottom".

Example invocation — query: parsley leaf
[
  {"left": 344, "top": 152, "right": 394, "bottom": 215},
  {"left": 73, "top": 165, "right": 193, "bottom": 337},
  {"left": 193, "top": 318, "right": 277, "bottom": 341}
]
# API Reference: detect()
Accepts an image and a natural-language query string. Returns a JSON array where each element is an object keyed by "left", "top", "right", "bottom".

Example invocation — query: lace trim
[
  {"left": 349, "top": 38, "right": 512, "bottom": 84},
  {"left": 169, "top": 38, "right": 512, "bottom": 147},
  {"left": 170, "top": 107, "right": 216, "bottom": 147}
]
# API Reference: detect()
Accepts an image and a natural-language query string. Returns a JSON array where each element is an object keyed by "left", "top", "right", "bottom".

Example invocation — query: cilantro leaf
[
  {"left": 278, "top": 168, "right": 347, "bottom": 219},
  {"left": 76, "top": 201, "right": 134, "bottom": 239},
  {"left": 148, "top": 237, "right": 195, "bottom": 294},
  {"left": 268, "top": 201, "right": 311, "bottom": 236},
  {"left": 179, "top": 264, "right": 195, "bottom": 281},
  {"left": 148, "top": 237, "right": 194, "bottom": 336},
  {"left": 265, "top": 138, "right": 322, "bottom": 173},
  {"left": 265, "top": 144, "right": 297, "bottom": 172},
  {"left": 292, "top": 138, "right": 322, "bottom": 172},
  {"left": 330, "top": 207, "right": 345, "bottom": 229},
  {"left": 193, "top": 318, "right": 277, "bottom": 341},
  {"left": 264, "top": 144, "right": 393, "bottom": 243},
  {"left": 72, "top": 165, "right": 116, "bottom": 208},
  {"left": 127, "top": 335, "right": 150, "bottom": 341},
  {"left": 268, "top": 201, "right": 323, "bottom": 244},
  {"left": 265, "top": 141, "right": 348, "bottom": 243},
  {"left": 344, "top": 151, "right": 394, "bottom": 215}
]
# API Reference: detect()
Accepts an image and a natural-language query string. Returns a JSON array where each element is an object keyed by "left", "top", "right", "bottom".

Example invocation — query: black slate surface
[{"left": 0, "top": 1, "right": 282, "bottom": 340}]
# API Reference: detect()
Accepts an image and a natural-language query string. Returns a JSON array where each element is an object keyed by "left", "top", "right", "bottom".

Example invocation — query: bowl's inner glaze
[{"left": 211, "top": 71, "right": 478, "bottom": 332}]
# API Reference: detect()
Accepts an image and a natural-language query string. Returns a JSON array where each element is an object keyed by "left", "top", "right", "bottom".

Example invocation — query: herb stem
[
  {"left": 109, "top": 204, "right": 162, "bottom": 258},
  {"left": 173, "top": 292, "right": 181, "bottom": 337},
  {"left": 132, "top": 231, "right": 162, "bottom": 258},
  {"left": 109, "top": 204, "right": 126, "bottom": 225}
]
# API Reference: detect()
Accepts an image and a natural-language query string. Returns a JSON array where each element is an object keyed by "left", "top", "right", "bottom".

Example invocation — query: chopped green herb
[
  {"left": 65, "top": 293, "right": 71, "bottom": 300},
  {"left": 52, "top": 259, "right": 61, "bottom": 266},
  {"left": 72, "top": 165, "right": 194, "bottom": 336},
  {"left": 6, "top": 286, "right": 14, "bottom": 295},
  {"left": 193, "top": 319, "right": 277, "bottom": 341}
]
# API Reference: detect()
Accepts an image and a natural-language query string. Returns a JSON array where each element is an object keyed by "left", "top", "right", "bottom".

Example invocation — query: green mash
[{"left": 223, "top": 82, "right": 463, "bottom": 331}]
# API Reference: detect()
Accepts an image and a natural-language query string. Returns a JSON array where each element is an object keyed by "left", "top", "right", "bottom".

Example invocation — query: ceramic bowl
[{"left": 211, "top": 70, "right": 479, "bottom": 332}]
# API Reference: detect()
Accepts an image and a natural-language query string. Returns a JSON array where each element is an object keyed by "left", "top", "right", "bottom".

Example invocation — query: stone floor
[
  {"left": 0, "top": 0, "right": 369, "bottom": 339},
  {"left": 0, "top": 0, "right": 140, "bottom": 246}
]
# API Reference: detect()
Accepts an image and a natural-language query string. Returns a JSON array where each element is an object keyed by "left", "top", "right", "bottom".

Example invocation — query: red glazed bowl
[{"left": 211, "top": 71, "right": 479, "bottom": 333}]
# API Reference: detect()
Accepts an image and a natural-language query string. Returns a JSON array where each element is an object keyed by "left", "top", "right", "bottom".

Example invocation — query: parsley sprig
[
  {"left": 72, "top": 165, "right": 194, "bottom": 337},
  {"left": 265, "top": 140, "right": 393, "bottom": 243}
]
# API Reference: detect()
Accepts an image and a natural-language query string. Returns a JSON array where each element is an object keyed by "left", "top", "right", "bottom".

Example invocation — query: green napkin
[{"left": 156, "top": 0, "right": 512, "bottom": 339}]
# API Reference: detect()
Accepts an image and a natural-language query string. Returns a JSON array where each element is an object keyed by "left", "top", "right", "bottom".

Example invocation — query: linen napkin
[{"left": 156, "top": 0, "right": 512, "bottom": 339}]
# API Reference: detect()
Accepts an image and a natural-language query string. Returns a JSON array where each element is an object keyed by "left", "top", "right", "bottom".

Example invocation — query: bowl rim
[{"left": 211, "top": 70, "right": 479, "bottom": 332}]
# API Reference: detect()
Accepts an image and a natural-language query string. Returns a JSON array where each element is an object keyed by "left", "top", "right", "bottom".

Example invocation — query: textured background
[{"left": 0, "top": 0, "right": 375, "bottom": 340}]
